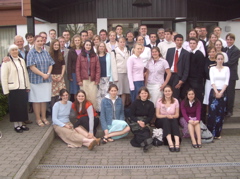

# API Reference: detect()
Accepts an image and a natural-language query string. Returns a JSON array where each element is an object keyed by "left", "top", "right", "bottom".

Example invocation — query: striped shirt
[{"left": 27, "top": 48, "right": 55, "bottom": 84}]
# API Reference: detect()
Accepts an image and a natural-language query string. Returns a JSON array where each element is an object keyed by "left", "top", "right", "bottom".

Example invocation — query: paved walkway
[{"left": 0, "top": 90, "right": 239, "bottom": 179}]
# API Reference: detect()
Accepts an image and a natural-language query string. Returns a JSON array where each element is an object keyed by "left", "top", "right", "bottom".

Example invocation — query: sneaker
[{"left": 14, "top": 126, "right": 23, "bottom": 133}]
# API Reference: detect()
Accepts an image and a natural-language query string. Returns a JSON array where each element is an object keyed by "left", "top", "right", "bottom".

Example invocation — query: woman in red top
[
  {"left": 76, "top": 40, "right": 101, "bottom": 109},
  {"left": 72, "top": 90, "right": 99, "bottom": 138}
]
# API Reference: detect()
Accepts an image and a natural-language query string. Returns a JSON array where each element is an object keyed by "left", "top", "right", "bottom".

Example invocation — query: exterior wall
[
  {"left": 219, "top": 21, "right": 240, "bottom": 89},
  {"left": 97, "top": 18, "right": 107, "bottom": 34},
  {"left": 96, "top": 0, "right": 187, "bottom": 19},
  {"left": 0, "top": 10, "right": 26, "bottom": 26},
  {"left": 17, "top": 23, "right": 58, "bottom": 45},
  {"left": 175, "top": 22, "right": 187, "bottom": 40}
]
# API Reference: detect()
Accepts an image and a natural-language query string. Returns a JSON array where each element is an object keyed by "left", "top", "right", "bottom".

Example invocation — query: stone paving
[
  {"left": 0, "top": 113, "right": 52, "bottom": 179},
  {"left": 0, "top": 90, "right": 240, "bottom": 179},
  {"left": 30, "top": 135, "right": 240, "bottom": 178}
]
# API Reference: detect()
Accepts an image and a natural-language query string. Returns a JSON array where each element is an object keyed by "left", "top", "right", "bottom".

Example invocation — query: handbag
[{"left": 129, "top": 116, "right": 147, "bottom": 132}]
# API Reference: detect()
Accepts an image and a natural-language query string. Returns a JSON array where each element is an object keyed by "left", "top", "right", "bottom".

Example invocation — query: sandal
[
  {"left": 42, "top": 119, "right": 50, "bottom": 125},
  {"left": 101, "top": 137, "right": 108, "bottom": 144},
  {"left": 107, "top": 137, "right": 114, "bottom": 142},
  {"left": 36, "top": 120, "right": 44, "bottom": 127},
  {"left": 175, "top": 145, "right": 180, "bottom": 152}
]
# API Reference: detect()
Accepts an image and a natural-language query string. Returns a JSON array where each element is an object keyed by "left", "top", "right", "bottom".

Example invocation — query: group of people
[{"left": 1, "top": 24, "right": 239, "bottom": 152}]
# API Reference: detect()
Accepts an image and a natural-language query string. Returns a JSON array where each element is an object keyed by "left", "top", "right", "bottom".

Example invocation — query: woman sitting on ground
[
  {"left": 129, "top": 87, "right": 155, "bottom": 152},
  {"left": 155, "top": 85, "right": 181, "bottom": 152},
  {"left": 100, "top": 84, "right": 130, "bottom": 144},
  {"left": 181, "top": 89, "right": 202, "bottom": 148},
  {"left": 71, "top": 90, "right": 99, "bottom": 137},
  {"left": 52, "top": 89, "right": 99, "bottom": 150}
]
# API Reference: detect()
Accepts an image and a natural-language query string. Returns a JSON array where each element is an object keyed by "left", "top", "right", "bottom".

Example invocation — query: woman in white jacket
[
  {"left": 1, "top": 44, "right": 30, "bottom": 133},
  {"left": 111, "top": 37, "right": 130, "bottom": 105}
]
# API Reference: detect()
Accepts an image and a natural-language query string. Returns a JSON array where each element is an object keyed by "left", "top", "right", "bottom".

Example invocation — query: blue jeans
[{"left": 130, "top": 81, "right": 144, "bottom": 102}]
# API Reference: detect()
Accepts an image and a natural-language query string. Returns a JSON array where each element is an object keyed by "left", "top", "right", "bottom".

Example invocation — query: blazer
[
  {"left": 75, "top": 53, "right": 101, "bottom": 83},
  {"left": 67, "top": 48, "right": 78, "bottom": 79},
  {"left": 224, "top": 45, "right": 240, "bottom": 80},
  {"left": 166, "top": 47, "right": 190, "bottom": 83},
  {"left": 146, "top": 42, "right": 159, "bottom": 49}
]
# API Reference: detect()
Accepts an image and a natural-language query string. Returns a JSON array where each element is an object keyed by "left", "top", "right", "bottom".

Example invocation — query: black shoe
[
  {"left": 175, "top": 145, "right": 180, "bottom": 152},
  {"left": 169, "top": 145, "right": 175, "bottom": 152},
  {"left": 225, "top": 112, "right": 232, "bottom": 117},
  {"left": 21, "top": 125, "right": 29, "bottom": 131},
  {"left": 192, "top": 144, "right": 198, "bottom": 148},
  {"left": 14, "top": 126, "right": 23, "bottom": 133},
  {"left": 143, "top": 144, "right": 152, "bottom": 153},
  {"left": 140, "top": 138, "right": 153, "bottom": 147}
]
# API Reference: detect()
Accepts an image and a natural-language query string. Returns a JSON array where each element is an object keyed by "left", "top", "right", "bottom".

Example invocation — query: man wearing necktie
[
  {"left": 146, "top": 33, "right": 158, "bottom": 49},
  {"left": 139, "top": 25, "right": 150, "bottom": 46},
  {"left": 166, "top": 34, "right": 190, "bottom": 100},
  {"left": 62, "top": 30, "right": 71, "bottom": 49},
  {"left": 224, "top": 33, "right": 240, "bottom": 117}
]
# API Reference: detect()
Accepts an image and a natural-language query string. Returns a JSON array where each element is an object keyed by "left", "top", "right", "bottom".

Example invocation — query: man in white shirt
[
  {"left": 158, "top": 28, "right": 176, "bottom": 59},
  {"left": 115, "top": 25, "right": 124, "bottom": 40},
  {"left": 146, "top": 33, "right": 158, "bottom": 49},
  {"left": 156, "top": 28, "right": 165, "bottom": 44},
  {"left": 62, "top": 30, "right": 71, "bottom": 49},
  {"left": 139, "top": 25, "right": 150, "bottom": 46},
  {"left": 214, "top": 26, "right": 227, "bottom": 48}
]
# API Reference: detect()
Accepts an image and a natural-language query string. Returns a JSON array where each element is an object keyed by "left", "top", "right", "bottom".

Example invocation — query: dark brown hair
[
  {"left": 74, "top": 90, "right": 88, "bottom": 115},
  {"left": 137, "top": 87, "right": 150, "bottom": 100},
  {"left": 81, "top": 40, "right": 96, "bottom": 57},
  {"left": 49, "top": 39, "right": 63, "bottom": 62},
  {"left": 161, "top": 85, "right": 175, "bottom": 104},
  {"left": 151, "top": 47, "right": 162, "bottom": 58},
  {"left": 108, "top": 84, "right": 118, "bottom": 92},
  {"left": 183, "top": 88, "right": 199, "bottom": 107}
]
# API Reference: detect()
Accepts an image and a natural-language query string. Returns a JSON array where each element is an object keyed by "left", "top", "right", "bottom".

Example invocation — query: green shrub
[{"left": 0, "top": 83, "right": 8, "bottom": 120}]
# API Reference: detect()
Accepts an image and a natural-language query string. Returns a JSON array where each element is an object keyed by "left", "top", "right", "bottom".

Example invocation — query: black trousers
[
  {"left": 74, "top": 116, "right": 99, "bottom": 135},
  {"left": 167, "top": 73, "right": 182, "bottom": 100},
  {"left": 226, "top": 80, "right": 236, "bottom": 113},
  {"left": 130, "top": 127, "right": 151, "bottom": 147}
]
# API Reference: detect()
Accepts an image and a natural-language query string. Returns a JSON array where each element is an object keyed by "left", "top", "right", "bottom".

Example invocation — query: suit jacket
[
  {"left": 156, "top": 39, "right": 164, "bottom": 44},
  {"left": 166, "top": 47, "right": 190, "bottom": 82},
  {"left": 46, "top": 41, "right": 50, "bottom": 46},
  {"left": 146, "top": 42, "right": 159, "bottom": 49},
  {"left": 224, "top": 45, "right": 240, "bottom": 80},
  {"left": 188, "top": 50, "right": 205, "bottom": 80}
]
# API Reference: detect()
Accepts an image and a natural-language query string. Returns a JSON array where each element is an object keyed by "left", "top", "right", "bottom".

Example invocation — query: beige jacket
[
  {"left": 110, "top": 47, "right": 130, "bottom": 81},
  {"left": 1, "top": 57, "right": 30, "bottom": 94}
]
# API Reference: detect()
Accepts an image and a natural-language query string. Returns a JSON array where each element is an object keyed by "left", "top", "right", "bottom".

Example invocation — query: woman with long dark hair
[
  {"left": 49, "top": 39, "right": 66, "bottom": 106},
  {"left": 71, "top": 90, "right": 99, "bottom": 138},
  {"left": 76, "top": 40, "right": 100, "bottom": 109},
  {"left": 181, "top": 89, "right": 202, "bottom": 148},
  {"left": 52, "top": 89, "right": 99, "bottom": 150}
]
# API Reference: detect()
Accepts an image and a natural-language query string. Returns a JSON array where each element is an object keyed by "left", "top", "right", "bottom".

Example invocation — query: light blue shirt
[{"left": 52, "top": 101, "right": 72, "bottom": 127}]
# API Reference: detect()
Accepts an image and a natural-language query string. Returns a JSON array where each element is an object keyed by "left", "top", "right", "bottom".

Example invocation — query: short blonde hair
[{"left": 8, "top": 44, "right": 18, "bottom": 53}]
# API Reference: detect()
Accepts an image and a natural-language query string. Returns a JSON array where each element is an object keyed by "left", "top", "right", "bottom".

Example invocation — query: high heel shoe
[
  {"left": 88, "top": 140, "right": 97, "bottom": 150},
  {"left": 169, "top": 145, "right": 175, "bottom": 152},
  {"left": 175, "top": 145, "right": 180, "bottom": 152},
  {"left": 192, "top": 144, "right": 198, "bottom": 148}
]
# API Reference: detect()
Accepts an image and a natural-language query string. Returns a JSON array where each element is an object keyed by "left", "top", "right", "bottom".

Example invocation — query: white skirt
[
  {"left": 29, "top": 82, "right": 51, "bottom": 102},
  {"left": 203, "top": 80, "right": 211, "bottom": 105},
  {"left": 147, "top": 83, "right": 163, "bottom": 107}
]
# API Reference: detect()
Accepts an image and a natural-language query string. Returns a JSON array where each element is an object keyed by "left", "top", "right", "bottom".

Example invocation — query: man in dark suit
[
  {"left": 146, "top": 33, "right": 158, "bottom": 49},
  {"left": 224, "top": 33, "right": 240, "bottom": 117},
  {"left": 200, "top": 26, "right": 208, "bottom": 42},
  {"left": 46, "top": 29, "right": 56, "bottom": 46},
  {"left": 24, "top": 33, "right": 35, "bottom": 52},
  {"left": 166, "top": 34, "right": 190, "bottom": 99},
  {"left": 62, "top": 30, "right": 71, "bottom": 49}
]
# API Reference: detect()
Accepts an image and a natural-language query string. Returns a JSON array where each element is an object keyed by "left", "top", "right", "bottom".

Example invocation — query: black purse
[{"left": 129, "top": 116, "right": 147, "bottom": 132}]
